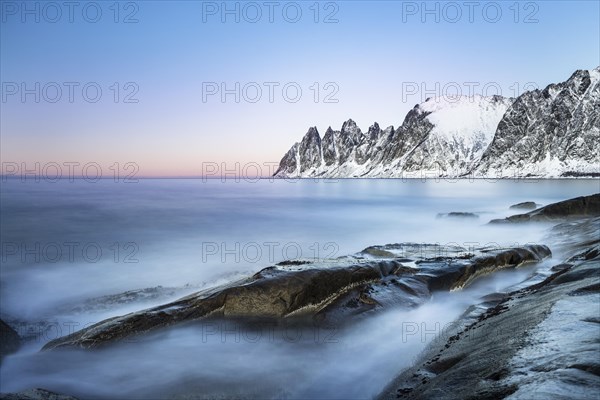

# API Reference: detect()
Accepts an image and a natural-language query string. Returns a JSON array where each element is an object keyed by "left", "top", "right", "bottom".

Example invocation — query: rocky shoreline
[
  {"left": 377, "top": 217, "right": 600, "bottom": 400},
  {"left": 40, "top": 244, "right": 551, "bottom": 350},
  {"left": 2, "top": 194, "right": 599, "bottom": 399}
]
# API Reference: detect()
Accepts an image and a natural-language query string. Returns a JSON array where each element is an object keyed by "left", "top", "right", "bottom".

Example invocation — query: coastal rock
[
  {"left": 509, "top": 201, "right": 538, "bottom": 210},
  {"left": 436, "top": 212, "right": 479, "bottom": 219},
  {"left": 377, "top": 240, "right": 600, "bottom": 400},
  {"left": 419, "top": 245, "right": 550, "bottom": 292},
  {"left": 42, "top": 244, "right": 549, "bottom": 350},
  {"left": 42, "top": 261, "right": 407, "bottom": 349},
  {"left": 490, "top": 194, "right": 600, "bottom": 223}
]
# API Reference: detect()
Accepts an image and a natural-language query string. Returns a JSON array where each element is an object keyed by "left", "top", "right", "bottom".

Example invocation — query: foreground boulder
[
  {"left": 42, "top": 245, "right": 550, "bottom": 350},
  {"left": 491, "top": 193, "right": 600, "bottom": 223}
]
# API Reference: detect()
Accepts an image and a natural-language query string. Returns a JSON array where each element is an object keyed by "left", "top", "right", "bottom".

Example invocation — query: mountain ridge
[{"left": 274, "top": 67, "right": 600, "bottom": 178}]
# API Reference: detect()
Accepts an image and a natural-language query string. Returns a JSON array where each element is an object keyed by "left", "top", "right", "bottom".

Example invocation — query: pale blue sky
[{"left": 1, "top": 0, "right": 599, "bottom": 176}]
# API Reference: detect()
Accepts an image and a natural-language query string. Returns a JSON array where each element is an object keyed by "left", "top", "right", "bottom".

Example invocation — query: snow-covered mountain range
[{"left": 274, "top": 68, "right": 600, "bottom": 178}]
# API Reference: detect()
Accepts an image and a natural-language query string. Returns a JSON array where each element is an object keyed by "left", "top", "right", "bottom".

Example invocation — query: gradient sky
[{"left": 1, "top": 0, "right": 599, "bottom": 177}]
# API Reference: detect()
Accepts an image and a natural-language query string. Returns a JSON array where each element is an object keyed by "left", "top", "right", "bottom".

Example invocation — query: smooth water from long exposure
[{"left": 1, "top": 179, "right": 598, "bottom": 398}]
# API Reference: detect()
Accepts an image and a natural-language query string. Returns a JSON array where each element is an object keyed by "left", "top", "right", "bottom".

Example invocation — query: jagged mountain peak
[
  {"left": 341, "top": 119, "right": 361, "bottom": 138},
  {"left": 369, "top": 122, "right": 380, "bottom": 131},
  {"left": 304, "top": 126, "right": 320, "bottom": 140},
  {"left": 368, "top": 123, "right": 381, "bottom": 139},
  {"left": 341, "top": 118, "right": 357, "bottom": 128},
  {"left": 569, "top": 67, "right": 600, "bottom": 83}
]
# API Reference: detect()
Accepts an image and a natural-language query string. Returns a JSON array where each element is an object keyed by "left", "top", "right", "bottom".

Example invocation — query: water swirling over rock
[{"left": 42, "top": 245, "right": 550, "bottom": 350}]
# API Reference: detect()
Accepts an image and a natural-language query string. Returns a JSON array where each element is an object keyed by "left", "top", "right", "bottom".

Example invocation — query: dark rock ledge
[
  {"left": 42, "top": 245, "right": 550, "bottom": 350},
  {"left": 490, "top": 193, "right": 600, "bottom": 223}
]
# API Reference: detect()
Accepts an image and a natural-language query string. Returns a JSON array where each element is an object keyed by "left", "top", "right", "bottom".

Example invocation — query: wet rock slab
[
  {"left": 377, "top": 218, "right": 600, "bottom": 400},
  {"left": 42, "top": 244, "right": 550, "bottom": 350}
]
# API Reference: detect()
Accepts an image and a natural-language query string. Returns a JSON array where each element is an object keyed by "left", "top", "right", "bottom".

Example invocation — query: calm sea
[{"left": 1, "top": 178, "right": 598, "bottom": 398}]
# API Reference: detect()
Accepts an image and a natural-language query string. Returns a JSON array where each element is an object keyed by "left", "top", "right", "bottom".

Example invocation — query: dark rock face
[
  {"left": 274, "top": 68, "right": 599, "bottom": 178},
  {"left": 0, "top": 389, "right": 78, "bottom": 400},
  {"left": 298, "top": 127, "right": 322, "bottom": 173},
  {"left": 276, "top": 143, "right": 299, "bottom": 176},
  {"left": 490, "top": 194, "right": 600, "bottom": 223},
  {"left": 509, "top": 201, "right": 538, "bottom": 210},
  {"left": 321, "top": 127, "right": 337, "bottom": 166},
  {"left": 42, "top": 245, "right": 549, "bottom": 350},
  {"left": 0, "top": 319, "right": 20, "bottom": 362},
  {"left": 476, "top": 68, "right": 600, "bottom": 177}
]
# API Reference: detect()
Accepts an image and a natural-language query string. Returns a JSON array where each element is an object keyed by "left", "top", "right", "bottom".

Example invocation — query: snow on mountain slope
[
  {"left": 274, "top": 67, "right": 600, "bottom": 178},
  {"left": 400, "top": 95, "right": 513, "bottom": 177},
  {"left": 420, "top": 95, "right": 509, "bottom": 145}
]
